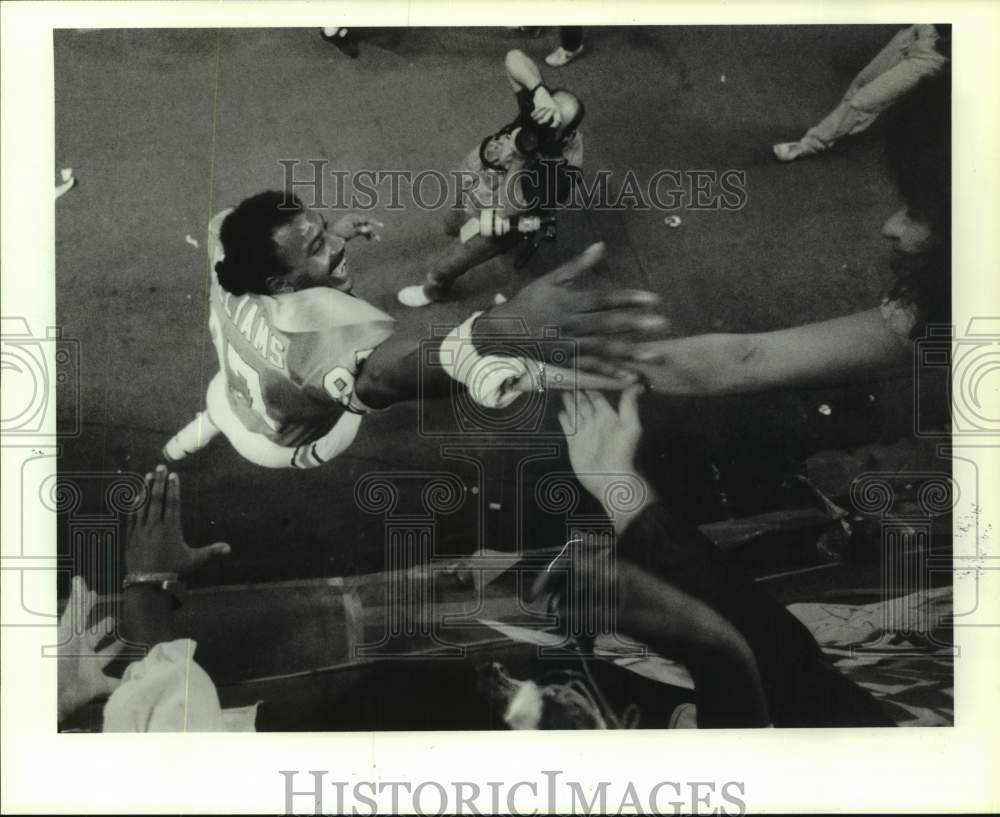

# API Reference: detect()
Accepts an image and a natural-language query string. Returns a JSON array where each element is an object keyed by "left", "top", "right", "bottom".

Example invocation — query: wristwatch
[{"left": 122, "top": 572, "right": 186, "bottom": 607}]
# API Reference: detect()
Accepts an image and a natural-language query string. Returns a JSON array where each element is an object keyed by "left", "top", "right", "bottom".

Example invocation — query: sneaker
[
  {"left": 772, "top": 141, "right": 811, "bottom": 162},
  {"left": 545, "top": 45, "right": 583, "bottom": 67},
  {"left": 397, "top": 285, "right": 436, "bottom": 308}
]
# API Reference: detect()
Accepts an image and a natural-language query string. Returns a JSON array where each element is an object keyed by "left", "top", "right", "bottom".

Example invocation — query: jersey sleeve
[{"left": 275, "top": 289, "right": 396, "bottom": 413}]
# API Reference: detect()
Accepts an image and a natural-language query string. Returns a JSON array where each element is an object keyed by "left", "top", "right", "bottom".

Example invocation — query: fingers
[
  {"left": 569, "top": 356, "right": 640, "bottom": 383},
  {"left": 542, "top": 362, "right": 635, "bottom": 392},
  {"left": 572, "top": 337, "right": 640, "bottom": 360},
  {"left": 149, "top": 467, "right": 169, "bottom": 522},
  {"left": 164, "top": 469, "right": 182, "bottom": 529},
  {"left": 629, "top": 341, "right": 669, "bottom": 363},
  {"left": 568, "top": 370, "right": 638, "bottom": 392},
  {"left": 66, "top": 575, "right": 87, "bottom": 615},
  {"left": 617, "top": 384, "right": 643, "bottom": 430},
  {"left": 565, "top": 309, "right": 669, "bottom": 338},
  {"left": 542, "top": 242, "right": 606, "bottom": 285},
  {"left": 358, "top": 219, "right": 384, "bottom": 241},
  {"left": 575, "top": 389, "right": 594, "bottom": 420},
  {"left": 586, "top": 389, "right": 613, "bottom": 416},
  {"left": 560, "top": 390, "right": 578, "bottom": 426},
  {"left": 576, "top": 288, "right": 662, "bottom": 312},
  {"left": 97, "top": 638, "right": 125, "bottom": 669},
  {"left": 86, "top": 616, "right": 116, "bottom": 650},
  {"left": 556, "top": 410, "right": 572, "bottom": 437},
  {"left": 186, "top": 541, "right": 232, "bottom": 574},
  {"left": 140, "top": 471, "right": 155, "bottom": 525}
]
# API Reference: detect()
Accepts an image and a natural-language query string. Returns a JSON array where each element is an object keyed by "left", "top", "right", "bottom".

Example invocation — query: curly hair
[{"left": 214, "top": 191, "right": 304, "bottom": 295}]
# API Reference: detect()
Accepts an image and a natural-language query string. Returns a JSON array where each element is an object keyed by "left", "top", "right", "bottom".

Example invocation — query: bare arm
[
  {"left": 505, "top": 49, "right": 544, "bottom": 92},
  {"left": 632, "top": 308, "right": 911, "bottom": 396},
  {"left": 354, "top": 243, "right": 666, "bottom": 409}
]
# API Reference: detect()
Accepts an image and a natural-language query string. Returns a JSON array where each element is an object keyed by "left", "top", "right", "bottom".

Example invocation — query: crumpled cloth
[{"left": 102, "top": 639, "right": 257, "bottom": 732}]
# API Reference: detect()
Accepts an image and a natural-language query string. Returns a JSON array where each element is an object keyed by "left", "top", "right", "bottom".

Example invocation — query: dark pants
[
  {"left": 617, "top": 503, "right": 894, "bottom": 727},
  {"left": 560, "top": 27, "right": 583, "bottom": 51}
]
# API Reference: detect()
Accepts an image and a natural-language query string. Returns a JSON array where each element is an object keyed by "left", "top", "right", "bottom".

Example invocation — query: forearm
[
  {"left": 633, "top": 309, "right": 911, "bottom": 396},
  {"left": 616, "top": 563, "right": 770, "bottom": 727},
  {"left": 632, "top": 333, "right": 755, "bottom": 396},
  {"left": 596, "top": 475, "right": 657, "bottom": 537},
  {"left": 505, "top": 49, "right": 543, "bottom": 92},
  {"left": 120, "top": 586, "right": 176, "bottom": 651},
  {"left": 355, "top": 333, "right": 455, "bottom": 409}
]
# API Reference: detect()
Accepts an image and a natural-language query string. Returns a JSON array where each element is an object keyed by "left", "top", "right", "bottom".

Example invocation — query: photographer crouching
[{"left": 397, "top": 49, "right": 585, "bottom": 307}]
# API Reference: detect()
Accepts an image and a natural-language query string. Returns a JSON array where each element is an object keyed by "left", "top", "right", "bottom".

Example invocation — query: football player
[{"left": 164, "top": 191, "right": 666, "bottom": 469}]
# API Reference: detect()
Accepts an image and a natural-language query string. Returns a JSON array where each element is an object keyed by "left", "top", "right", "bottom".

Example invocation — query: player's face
[
  {"left": 881, "top": 207, "right": 934, "bottom": 255},
  {"left": 271, "top": 210, "right": 352, "bottom": 293}
]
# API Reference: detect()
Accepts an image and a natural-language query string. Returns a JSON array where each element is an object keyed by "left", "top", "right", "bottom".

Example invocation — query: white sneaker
[
  {"left": 397, "top": 285, "right": 434, "bottom": 308},
  {"left": 772, "top": 141, "right": 811, "bottom": 162},
  {"left": 545, "top": 45, "right": 583, "bottom": 67}
]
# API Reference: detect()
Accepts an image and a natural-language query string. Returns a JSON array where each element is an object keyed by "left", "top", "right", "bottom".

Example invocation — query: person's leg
[
  {"left": 398, "top": 229, "right": 515, "bottom": 307},
  {"left": 561, "top": 27, "right": 583, "bottom": 52},
  {"left": 774, "top": 25, "right": 927, "bottom": 161},
  {"left": 546, "top": 26, "right": 584, "bottom": 67},
  {"left": 163, "top": 407, "right": 221, "bottom": 463},
  {"left": 797, "top": 45, "right": 946, "bottom": 154},
  {"left": 848, "top": 25, "right": 920, "bottom": 95}
]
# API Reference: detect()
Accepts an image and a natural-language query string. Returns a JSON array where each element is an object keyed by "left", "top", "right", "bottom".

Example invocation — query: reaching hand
[
  {"left": 333, "top": 213, "right": 383, "bottom": 242},
  {"left": 484, "top": 243, "right": 667, "bottom": 366},
  {"left": 558, "top": 386, "right": 643, "bottom": 499},
  {"left": 126, "top": 466, "right": 231, "bottom": 577},
  {"left": 57, "top": 576, "right": 122, "bottom": 722},
  {"left": 531, "top": 86, "right": 562, "bottom": 127},
  {"left": 557, "top": 386, "right": 653, "bottom": 534}
]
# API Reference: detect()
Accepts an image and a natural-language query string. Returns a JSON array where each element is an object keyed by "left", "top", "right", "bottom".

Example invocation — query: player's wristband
[{"left": 439, "top": 312, "right": 530, "bottom": 409}]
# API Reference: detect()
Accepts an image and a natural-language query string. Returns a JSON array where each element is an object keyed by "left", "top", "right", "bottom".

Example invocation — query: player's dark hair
[
  {"left": 885, "top": 69, "right": 951, "bottom": 335},
  {"left": 215, "top": 191, "right": 304, "bottom": 295}
]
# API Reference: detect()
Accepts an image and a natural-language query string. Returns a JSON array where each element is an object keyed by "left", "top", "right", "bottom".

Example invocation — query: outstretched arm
[
  {"left": 354, "top": 243, "right": 667, "bottom": 409},
  {"left": 631, "top": 307, "right": 911, "bottom": 396}
]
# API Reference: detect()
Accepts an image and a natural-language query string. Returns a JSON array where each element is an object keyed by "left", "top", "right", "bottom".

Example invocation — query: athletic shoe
[
  {"left": 772, "top": 141, "right": 812, "bottom": 162},
  {"left": 397, "top": 285, "right": 435, "bottom": 308},
  {"left": 545, "top": 45, "right": 583, "bottom": 67}
]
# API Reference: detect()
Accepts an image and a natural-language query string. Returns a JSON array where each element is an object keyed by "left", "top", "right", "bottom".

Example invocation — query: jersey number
[{"left": 226, "top": 343, "right": 279, "bottom": 431}]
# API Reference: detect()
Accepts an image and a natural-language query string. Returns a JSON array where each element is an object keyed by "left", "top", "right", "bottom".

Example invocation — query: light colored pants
[{"left": 800, "top": 24, "right": 947, "bottom": 152}]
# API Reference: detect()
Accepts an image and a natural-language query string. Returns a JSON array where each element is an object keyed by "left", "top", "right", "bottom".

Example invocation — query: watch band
[{"left": 122, "top": 572, "right": 186, "bottom": 606}]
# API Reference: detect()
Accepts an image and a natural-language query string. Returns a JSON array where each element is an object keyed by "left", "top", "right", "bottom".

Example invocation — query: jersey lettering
[{"left": 225, "top": 341, "right": 279, "bottom": 431}]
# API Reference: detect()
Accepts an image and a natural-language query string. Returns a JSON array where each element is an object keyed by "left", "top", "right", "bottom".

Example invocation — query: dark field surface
[{"left": 54, "top": 26, "right": 949, "bottom": 590}]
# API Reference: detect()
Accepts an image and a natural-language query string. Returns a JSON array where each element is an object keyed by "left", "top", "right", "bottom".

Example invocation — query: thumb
[
  {"left": 187, "top": 541, "right": 232, "bottom": 572},
  {"left": 544, "top": 242, "right": 606, "bottom": 286}
]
